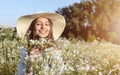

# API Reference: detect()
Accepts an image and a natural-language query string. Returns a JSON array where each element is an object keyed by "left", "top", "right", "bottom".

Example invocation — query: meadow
[{"left": 1, "top": 27, "right": 120, "bottom": 75}]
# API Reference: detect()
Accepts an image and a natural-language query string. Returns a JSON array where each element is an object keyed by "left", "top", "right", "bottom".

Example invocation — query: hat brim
[{"left": 16, "top": 12, "right": 66, "bottom": 40}]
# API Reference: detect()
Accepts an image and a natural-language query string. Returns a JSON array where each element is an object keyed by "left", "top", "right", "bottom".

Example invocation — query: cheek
[
  {"left": 45, "top": 26, "right": 51, "bottom": 36},
  {"left": 46, "top": 26, "right": 50, "bottom": 32},
  {"left": 47, "top": 27, "right": 51, "bottom": 32},
  {"left": 35, "top": 26, "right": 39, "bottom": 34},
  {"left": 35, "top": 25, "right": 40, "bottom": 29},
  {"left": 35, "top": 28, "right": 39, "bottom": 32}
]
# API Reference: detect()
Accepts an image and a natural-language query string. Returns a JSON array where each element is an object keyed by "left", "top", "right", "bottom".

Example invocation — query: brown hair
[
  {"left": 28, "top": 17, "right": 53, "bottom": 40},
  {"left": 27, "top": 17, "right": 58, "bottom": 49}
]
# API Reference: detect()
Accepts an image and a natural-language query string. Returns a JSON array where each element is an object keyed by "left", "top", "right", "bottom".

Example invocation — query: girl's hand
[{"left": 31, "top": 46, "right": 40, "bottom": 55}]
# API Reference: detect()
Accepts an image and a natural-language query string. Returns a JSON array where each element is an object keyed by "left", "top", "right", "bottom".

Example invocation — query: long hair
[
  {"left": 28, "top": 17, "right": 53, "bottom": 40},
  {"left": 27, "top": 17, "right": 58, "bottom": 49}
]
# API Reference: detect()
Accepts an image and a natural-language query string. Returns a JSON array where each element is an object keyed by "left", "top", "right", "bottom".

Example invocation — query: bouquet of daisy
[{"left": 19, "top": 31, "right": 56, "bottom": 75}]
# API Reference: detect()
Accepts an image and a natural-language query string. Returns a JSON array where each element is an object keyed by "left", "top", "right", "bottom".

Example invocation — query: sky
[{"left": 0, "top": 0, "right": 80, "bottom": 27}]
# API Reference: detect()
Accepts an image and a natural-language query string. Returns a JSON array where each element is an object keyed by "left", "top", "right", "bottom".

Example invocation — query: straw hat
[{"left": 16, "top": 12, "right": 66, "bottom": 40}]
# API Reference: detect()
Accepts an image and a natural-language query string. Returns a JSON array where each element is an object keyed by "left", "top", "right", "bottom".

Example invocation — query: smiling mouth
[{"left": 39, "top": 30, "right": 47, "bottom": 34}]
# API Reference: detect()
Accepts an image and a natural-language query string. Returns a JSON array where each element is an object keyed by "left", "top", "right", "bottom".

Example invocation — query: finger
[{"left": 33, "top": 49, "right": 40, "bottom": 54}]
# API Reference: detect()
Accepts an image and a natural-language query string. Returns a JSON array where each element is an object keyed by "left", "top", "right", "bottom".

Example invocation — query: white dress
[{"left": 18, "top": 48, "right": 65, "bottom": 75}]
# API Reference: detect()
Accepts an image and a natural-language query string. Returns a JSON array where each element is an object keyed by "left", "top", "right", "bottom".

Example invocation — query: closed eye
[
  {"left": 45, "top": 23, "right": 50, "bottom": 26},
  {"left": 36, "top": 23, "right": 42, "bottom": 26}
]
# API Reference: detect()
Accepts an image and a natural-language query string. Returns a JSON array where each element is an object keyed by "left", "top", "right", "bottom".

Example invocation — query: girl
[{"left": 17, "top": 12, "right": 66, "bottom": 75}]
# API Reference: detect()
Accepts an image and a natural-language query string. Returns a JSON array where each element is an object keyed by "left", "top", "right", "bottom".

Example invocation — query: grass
[{"left": 1, "top": 27, "right": 120, "bottom": 75}]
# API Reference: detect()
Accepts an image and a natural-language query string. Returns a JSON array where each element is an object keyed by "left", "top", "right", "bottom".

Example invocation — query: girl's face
[{"left": 34, "top": 17, "right": 51, "bottom": 37}]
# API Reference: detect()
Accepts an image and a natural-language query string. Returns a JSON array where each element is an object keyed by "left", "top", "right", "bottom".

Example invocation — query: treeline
[{"left": 56, "top": 0, "right": 120, "bottom": 44}]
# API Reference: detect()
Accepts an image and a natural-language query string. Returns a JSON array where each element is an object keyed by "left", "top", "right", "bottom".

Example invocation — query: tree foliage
[{"left": 56, "top": 0, "right": 120, "bottom": 44}]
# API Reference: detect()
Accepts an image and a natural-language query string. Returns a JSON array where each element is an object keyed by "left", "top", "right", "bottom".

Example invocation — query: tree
[
  {"left": 56, "top": 1, "right": 94, "bottom": 40},
  {"left": 56, "top": 0, "right": 120, "bottom": 44},
  {"left": 91, "top": 0, "right": 120, "bottom": 43}
]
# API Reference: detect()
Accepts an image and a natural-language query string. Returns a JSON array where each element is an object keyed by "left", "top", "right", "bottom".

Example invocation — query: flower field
[{"left": 1, "top": 27, "right": 120, "bottom": 75}]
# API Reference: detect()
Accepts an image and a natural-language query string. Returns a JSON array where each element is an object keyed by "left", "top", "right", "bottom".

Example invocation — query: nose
[{"left": 41, "top": 24, "right": 45, "bottom": 29}]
